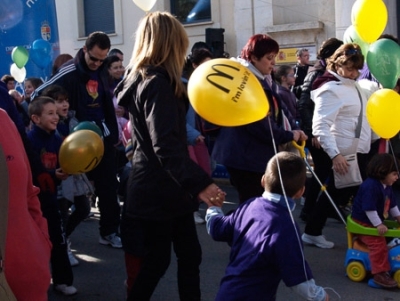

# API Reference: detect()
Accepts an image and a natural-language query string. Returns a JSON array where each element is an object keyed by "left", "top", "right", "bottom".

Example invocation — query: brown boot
[{"left": 373, "top": 272, "right": 398, "bottom": 288}]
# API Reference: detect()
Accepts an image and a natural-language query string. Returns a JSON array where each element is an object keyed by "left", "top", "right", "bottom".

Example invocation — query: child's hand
[
  {"left": 377, "top": 223, "right": 388, "bottom": 236},
  {"left": 56, "top": 168, "right": 69, "bottom": 180}
]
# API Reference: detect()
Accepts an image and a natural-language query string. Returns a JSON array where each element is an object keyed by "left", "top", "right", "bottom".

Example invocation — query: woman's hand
[
  {"left": 292, "top": 130, "right": 308, "bottom": 142},
  {"left": 198, "top": 183, "right": 226, "bottom": 207},
  {"left": 195, "top": 135, "right": 205, "bottom": 144},
  {"left": 332, "top": 154, "right": 349, "bottom": 175}
]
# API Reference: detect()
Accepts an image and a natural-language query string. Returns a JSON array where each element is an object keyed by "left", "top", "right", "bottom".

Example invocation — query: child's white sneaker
[{"left": 54, "top": 284, "right": 77, "bottom": 295}]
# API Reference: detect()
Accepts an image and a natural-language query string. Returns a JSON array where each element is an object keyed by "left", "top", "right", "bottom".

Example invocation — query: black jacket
[
  {"left": 117, "top": 66, "right": 213, "bottom": 221},
  {"left": 35, "top": 49, "right": 119, "bottom": 145},
  {"left": 297, "top": 60, "right": 326, "bottom": 138}
]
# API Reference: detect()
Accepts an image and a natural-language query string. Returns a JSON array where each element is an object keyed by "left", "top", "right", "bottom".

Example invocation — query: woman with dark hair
[
  {"left": 212, "top": 34, "right": 307, "bottom": 204},
  {"left": 298, "top": 37, "right": 343, "bottom": 222},
  {"left": 302, "top": 43, "right": 373, "bottom": 248}
]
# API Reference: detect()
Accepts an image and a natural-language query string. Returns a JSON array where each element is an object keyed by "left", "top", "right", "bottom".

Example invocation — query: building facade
[{"left": 55, "top": 0, "right": 397, "bottom": 63}]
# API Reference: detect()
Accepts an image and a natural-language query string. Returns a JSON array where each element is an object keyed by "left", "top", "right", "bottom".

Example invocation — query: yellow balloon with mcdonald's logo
[
  {"left": 59, "top": 130, "right": 104, "bottom": 175},
  {"left": 187, "top": 58, "right": 269, "bottom": 126}
]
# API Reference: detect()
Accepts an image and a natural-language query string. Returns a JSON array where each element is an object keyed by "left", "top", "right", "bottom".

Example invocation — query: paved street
[{"left": 48, "top": 182, "right": 400, "bottom": 301}]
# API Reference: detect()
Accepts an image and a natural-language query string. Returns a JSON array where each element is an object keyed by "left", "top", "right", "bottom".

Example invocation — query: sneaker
[
  {"left": 302, "top": 233, "right": 334, "bottom": 248},
  {"left": 54, "top": 284, "right": 78, "bottom": 295},
  {"left": 194, "top": 211, "right": 205, "bottom": 224},
  {"left": 99, "top": 233, "right": 122, "bottom": 248},
  {"left": 373, "top": 272, "right": 398, "bottom": 288},
  {"left": 66, "top": 238, "right": 79, "bottom": 266}
]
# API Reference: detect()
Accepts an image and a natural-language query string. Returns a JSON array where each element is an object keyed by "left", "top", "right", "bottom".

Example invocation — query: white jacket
[{"left": 311, "top": 71, "right": 372, "bottom": 159}]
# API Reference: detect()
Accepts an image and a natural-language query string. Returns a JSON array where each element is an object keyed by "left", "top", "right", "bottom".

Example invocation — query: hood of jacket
[
  {"left": 230, "top": 57, "right": 265, "bottom": 81},
  {"left": 312, "top": 70, "right": 341, "bottom": 90}
]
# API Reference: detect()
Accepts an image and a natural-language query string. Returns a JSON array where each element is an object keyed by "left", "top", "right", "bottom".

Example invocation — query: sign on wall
[
  {"left": 0, "top": 0, "right": 60, "bottom": 83},
  {"left": 276, "top": 45, "right": 317, "bottom": 64}
]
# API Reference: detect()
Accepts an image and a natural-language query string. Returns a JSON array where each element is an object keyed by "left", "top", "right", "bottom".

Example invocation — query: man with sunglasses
[{"left": 34, "top": 31, "right": 122, "bottom": 249}]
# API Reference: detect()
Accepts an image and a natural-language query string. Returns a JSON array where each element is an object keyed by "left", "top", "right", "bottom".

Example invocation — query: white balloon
[
  {"left": 132, "top": 0, "right": 157, "bottom": 12},
  {"left": 10, "top": 63, "right": 26, "bottom": 83}
]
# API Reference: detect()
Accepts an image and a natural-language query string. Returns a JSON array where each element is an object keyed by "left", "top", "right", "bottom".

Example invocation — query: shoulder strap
[
  {"left": 355, "top": 87, "right": 363, "bottom": 139},
  {"left": 0, "top": 145, "right": 17, "bottom": 301}
]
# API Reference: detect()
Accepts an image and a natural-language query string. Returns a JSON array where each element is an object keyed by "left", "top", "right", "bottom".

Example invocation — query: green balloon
[
  {"left": 72, "top": 121, "right": 103, "bottom": 139},
  {"left": 11, "top": 46, "right": 29, "bottom": 68},
  {"left": 343, "top": 25, "right": 369, "bottom": 58},
  {"left": 367, "top": 39, "right": 400, "bottom": 89}
]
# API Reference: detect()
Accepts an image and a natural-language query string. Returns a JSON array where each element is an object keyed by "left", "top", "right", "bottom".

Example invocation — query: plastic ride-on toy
[{"left": 345, "top": 215, "right": 400, "bottom": 288}]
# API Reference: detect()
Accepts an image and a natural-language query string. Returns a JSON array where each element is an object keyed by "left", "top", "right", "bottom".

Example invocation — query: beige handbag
[
  {"left": 333, "top": 87, "right": 363, "bottom": 189},
  {"left": 0, "top": 145, "right": 17, "bottom": 301}
]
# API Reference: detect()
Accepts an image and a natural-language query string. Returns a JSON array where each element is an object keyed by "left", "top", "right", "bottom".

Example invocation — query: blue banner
[{"left": 0, "top": 0, "right": 60, "bottom": 84}]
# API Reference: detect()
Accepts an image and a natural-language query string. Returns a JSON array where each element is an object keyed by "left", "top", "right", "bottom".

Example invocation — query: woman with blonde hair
[{"left": 116, "top": 11, "right": 225, "bottom": 300}]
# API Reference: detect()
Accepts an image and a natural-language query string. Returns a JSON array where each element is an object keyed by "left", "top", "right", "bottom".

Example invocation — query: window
[
  {"left": 171, "top": 0, "right": 211, "bottom": 24},
  {"left": 83, "top": 0, "right": 115, "bottom": 36}
]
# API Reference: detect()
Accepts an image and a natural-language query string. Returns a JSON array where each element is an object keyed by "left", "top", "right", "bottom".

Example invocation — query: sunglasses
[
  {"left": 344, "top": 49, "right": 359, "bottom": 56},
  {"left": 87, "top": 52, "right": 105, "bottom": 63}
]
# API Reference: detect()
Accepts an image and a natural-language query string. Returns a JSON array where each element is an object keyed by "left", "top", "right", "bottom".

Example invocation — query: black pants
[
  {"left": 40, "top": 193, "right": 73, "bottom": 286},
  {"left": 226, "top": 166, "right": 264, "bottom": 204},
  {"left": 123, "top": 213, "right": 202, "bottom": 301},
  {"left": 59, "top": 195, "right": 91, "bottom": 237},
  {"left": 304, "top": 153, "right": 369, "bottom": 236},
  {"left": 87, "top": 138, "right": 120, "bottom": 236},
  {"left": 302, "top": 140, "right": 333, "bottom": 216}
]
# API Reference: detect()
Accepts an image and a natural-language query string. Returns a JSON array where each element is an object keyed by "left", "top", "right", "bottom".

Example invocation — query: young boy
[
  {"left": 27, "top": 96, "right": 77, "bottom": 295},
  {"left": 41, "top": 84, "right": 93, "bottom": 266},
  {"left": 205, "top": 152, "right": 329, "bottom": 301}
]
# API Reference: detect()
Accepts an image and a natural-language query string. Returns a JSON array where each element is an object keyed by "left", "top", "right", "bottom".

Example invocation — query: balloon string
[
  {"left": 388, "top": 140, "right": 400, "bottom": 174},
  {"left": 266, "top": 117, "right": 310, "bottom": 283}
]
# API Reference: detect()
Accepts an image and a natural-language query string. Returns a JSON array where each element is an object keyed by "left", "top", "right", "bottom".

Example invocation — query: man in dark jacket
[
  {"left": 34, "top": 32, "right": 121, "bottom": 248},
  {"left": 292, "top": 48, "right": 313, "bottom": 99}
]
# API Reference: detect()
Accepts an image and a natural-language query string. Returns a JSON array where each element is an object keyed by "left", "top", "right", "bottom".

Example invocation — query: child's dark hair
[
  {"left": 264, "top": 152, "right": 306, "bottom": 197},
  {"left": 367, "top": 153, "right": 399, "bottom": 180},
  {"left": 274, "top": 65, "right": 293, "bottom": 84},
  {"left": 41, "top": 84, "right": 69, "bottom": 101},
  {"left": 28, "top": 96, "right": 55, "bottom": 118}
]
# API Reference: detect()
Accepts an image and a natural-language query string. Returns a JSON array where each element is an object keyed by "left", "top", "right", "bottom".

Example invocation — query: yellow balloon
[
  {"left": 187, "top": 58, "right": 269, "bottom": 126},
  {"left": 366, "top": 89, "right": 400, "bottom": 139},
  {"left": 352, "top": 0, "right": 388, "bottom": 43},
  {"left": 59, "top": 130, "right": 104, "bottom": 175}
]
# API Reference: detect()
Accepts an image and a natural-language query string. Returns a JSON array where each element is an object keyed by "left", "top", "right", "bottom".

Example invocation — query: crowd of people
[{"left": 1, "top": 9, "right": 400, "bottom": 301}]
